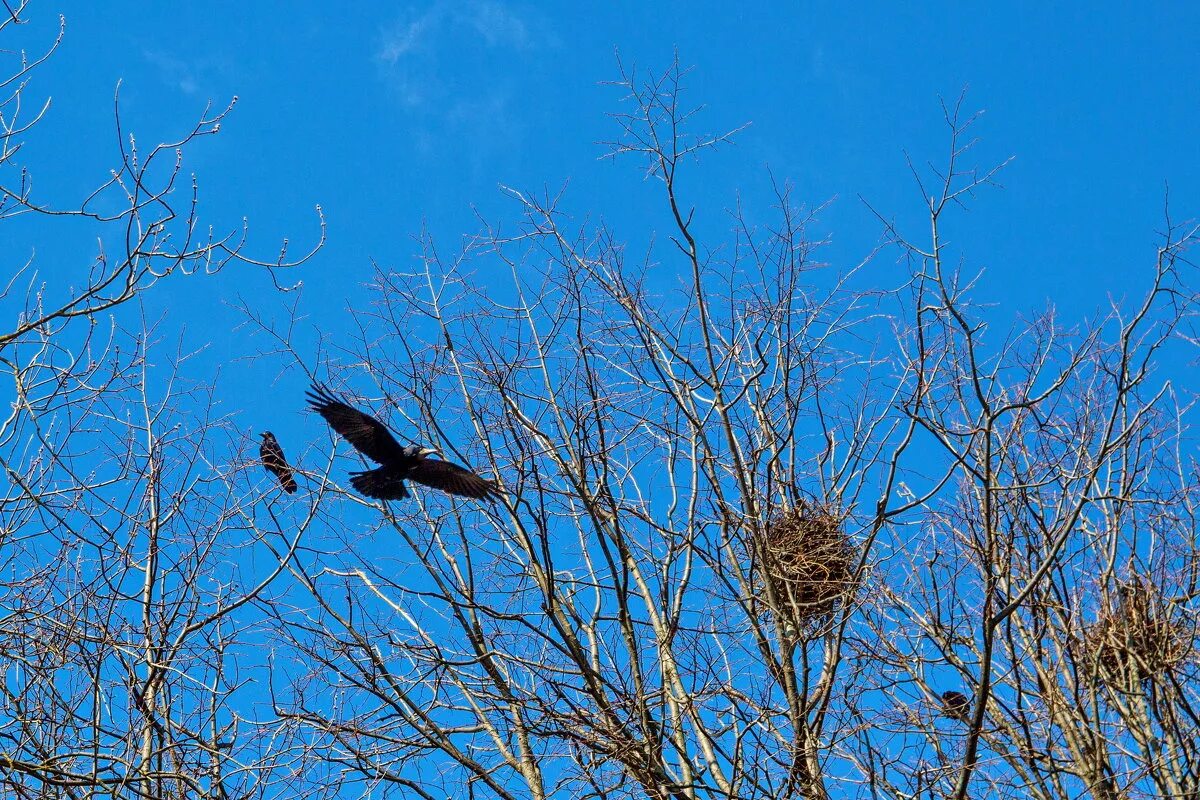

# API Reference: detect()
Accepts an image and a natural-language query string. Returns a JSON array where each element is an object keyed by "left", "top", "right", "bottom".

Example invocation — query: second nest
[
  {"left": 1084, "top": 578, "right": 1191, "bottom": 684},
  {"left": 754, "top": 502, "right": 859, "bottom": 631}
]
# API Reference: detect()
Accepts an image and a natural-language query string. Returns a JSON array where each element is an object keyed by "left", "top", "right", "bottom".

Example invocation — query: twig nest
[
  {"left": 753, "top": 501, "right": 858, "bottom": 631},
  {"left": 1084, "top": 578, "right": 1190, "bottom": 683}
]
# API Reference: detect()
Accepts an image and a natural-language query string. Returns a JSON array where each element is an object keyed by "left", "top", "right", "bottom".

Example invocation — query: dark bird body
[
  {"left": 940, "top": 690, "right": 971, "bottom": 722},
  {"left": 306, "top": 384, "right": 501, "bottom": 502},
  {"left": 260, "top": 431, "right": 298, "bottom": 493}
]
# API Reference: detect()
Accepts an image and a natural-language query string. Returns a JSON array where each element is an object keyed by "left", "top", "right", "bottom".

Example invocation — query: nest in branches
[
  {"left": 752, "top": 503, "right": 858, "bottom": 631},
  {"left": 1084, "top": 579, "right": 1190, "bottom": 683}
]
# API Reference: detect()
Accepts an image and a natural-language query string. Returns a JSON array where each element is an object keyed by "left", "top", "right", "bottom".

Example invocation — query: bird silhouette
[
  {"left": 260, "top": 431, "right": 298, "bottom": 493},
  {"left": 940, "top": 690, "right": 971, "bottom": 722},
  {"left": 306, "top": 383, "right": 501, "bottom": 501}
]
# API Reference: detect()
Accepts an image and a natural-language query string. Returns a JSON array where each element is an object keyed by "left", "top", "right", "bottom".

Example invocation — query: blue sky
[
  {"left": 4, "top": 4, "right": 1198, "bottom": 792},
  {"left": 10, "top": 1, "right": 1200, "bottom": 428}
]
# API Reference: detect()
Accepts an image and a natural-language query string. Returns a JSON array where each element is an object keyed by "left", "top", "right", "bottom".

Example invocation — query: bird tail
[{"left": 350, "top": 466, "right": 409, "bottom": 500}]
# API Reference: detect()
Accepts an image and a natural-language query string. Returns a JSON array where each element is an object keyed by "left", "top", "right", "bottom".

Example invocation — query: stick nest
[
  {"left": 753, "top": 502, "right": 858, "bottom": 630},
  {"left": 1084, "top": 578, "right": 1190, "bottom": 683}
]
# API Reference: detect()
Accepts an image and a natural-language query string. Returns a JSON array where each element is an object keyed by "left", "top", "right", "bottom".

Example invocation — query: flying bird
[
  {"left": 260, "top": 431, "right": 298, "bottom": 493},
  {"left": 306, "top": 383, "right": 501, "bottom": 502},
  {"left": 940, "top": 690, "right": 971, "bottom": 722}
]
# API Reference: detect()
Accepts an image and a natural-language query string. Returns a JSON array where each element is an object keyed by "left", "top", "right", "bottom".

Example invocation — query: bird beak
[{"left": 419, "top": 447, "right": 440, "bottom": 457}]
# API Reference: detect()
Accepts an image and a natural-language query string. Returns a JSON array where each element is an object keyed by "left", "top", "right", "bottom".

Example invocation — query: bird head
[
  {"left": 417, "top": 446, "right": 440, "bottom": 458},
  {"left": 261, "top": 431, "right": 274, "bottom": 439}
]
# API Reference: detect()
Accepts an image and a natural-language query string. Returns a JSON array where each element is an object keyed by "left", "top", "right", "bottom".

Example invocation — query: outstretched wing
[
  {"left": 409, "top": 458, "right": 502, "bottom": 501},
  {"left": 260, "top": 432, "right": 298, "bottom": 493},
  {"left": 306, "top": 384, "right": 406, "bottom": 465}
]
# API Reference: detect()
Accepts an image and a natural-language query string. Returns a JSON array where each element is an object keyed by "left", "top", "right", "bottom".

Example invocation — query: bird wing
[
  {"left": 408, "top": 457, "right": 502, "bottom": 501},
  {"left": 260, "top": 433, "right": 298, "bottom": 493},
  {"left": 307, "top": 384, "right": 407, "bottom": 465}
]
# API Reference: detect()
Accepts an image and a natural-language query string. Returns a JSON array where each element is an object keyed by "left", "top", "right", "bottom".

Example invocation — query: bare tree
[
  {"left": 259, "top": 60, "right": 907, "bottom": 800},
  {"left": 0, "top": 4, "right": 323, "bottom": 797},
  {"left": 4, "top": 5, "right": 1196, "bottom": 796},
  {"left": 848, "top": 97, "right": 1200, "bottom": 800},
  {"left": 262, "top": 63, "right": 1199, "bottom": 800}
]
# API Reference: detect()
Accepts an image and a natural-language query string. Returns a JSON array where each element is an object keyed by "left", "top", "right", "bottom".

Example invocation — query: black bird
[
  {"left": 260, "top": 431, "right": 298, "bottom": 493},
  {"left": 940, "top": 690, "right": 971, "bottom": 722},
  {"left": 306, "top": 383, "right": 501, "bottom": 501}
]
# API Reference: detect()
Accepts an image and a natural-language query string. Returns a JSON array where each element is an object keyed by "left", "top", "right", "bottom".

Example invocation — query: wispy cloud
[
  {"left": 465, "top": 1, "right": 530, "bottom": 49},
  {"left": 375, "top": 1, "right": 541, "bottom": 72},
  {"left": 144, "top": 50, "right": 203, "bottom": 95},
  {"left": 377, "top": 4, "right": 445, "bottom": 65},
  {"left": 372, "top": 1, "right": 548, "bottom": 166},
  {"left": 143, "top": 50, "right": 238, "bottom": 98}
]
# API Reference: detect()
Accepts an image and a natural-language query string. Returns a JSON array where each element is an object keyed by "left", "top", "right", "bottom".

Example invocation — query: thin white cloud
[
  {"left": 143, "top": 50, "right": 239, "bottom": 98},
  {"left": 143, "top": 50, "right": 202, "bottom": 95},
  {"left": 375, "top": 1, "right": 539, "bottom": 70},
  {"left": 377, "top": 4, "right": 445, "bottom": 65},
  {"left": 464, "top": 1, "right": 530, "bottom": 50},
  {"left": 373, "top": 0, "right": 545, "bottom": 159}
]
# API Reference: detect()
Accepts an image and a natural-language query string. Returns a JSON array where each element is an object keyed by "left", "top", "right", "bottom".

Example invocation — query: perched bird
[
  {"left": 940, "top": 690, "right": 971, "bottom": 722},
  {"left": 306, "top": 383, "right": 501, "bottom": 501},
  {"left": 260, "top": 431, "right": 298, "bottom": 493}
]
